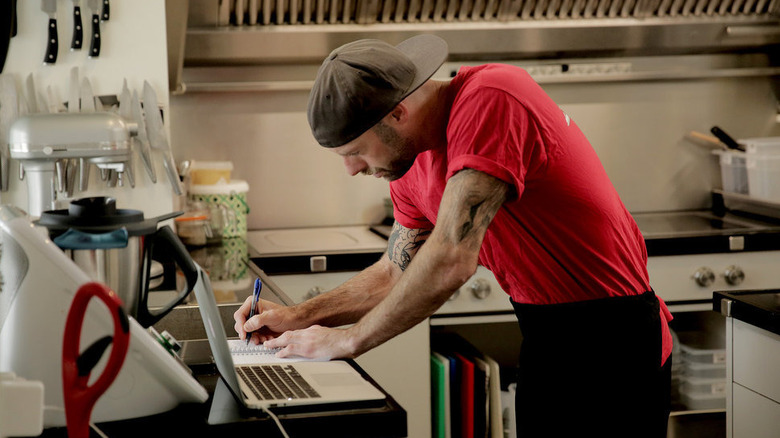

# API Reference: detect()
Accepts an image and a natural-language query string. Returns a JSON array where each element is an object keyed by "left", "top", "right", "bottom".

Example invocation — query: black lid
[{"left": 37, "top": 197, "right": 181, "bottom": 236}]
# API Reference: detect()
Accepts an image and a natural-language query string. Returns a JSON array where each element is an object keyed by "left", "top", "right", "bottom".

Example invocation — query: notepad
[{"left": 227, "top": 339, "right": 318, "bottom": 365}]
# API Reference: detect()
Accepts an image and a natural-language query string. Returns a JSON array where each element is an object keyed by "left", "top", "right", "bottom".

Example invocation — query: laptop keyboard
[{"left": 237, "top": 365, "right": 321, "bottom": 400}]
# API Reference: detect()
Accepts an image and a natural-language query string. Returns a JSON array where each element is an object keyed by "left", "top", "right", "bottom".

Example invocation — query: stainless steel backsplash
[{"left": 170, "top": 53, "right": 780, "bottom": 230}]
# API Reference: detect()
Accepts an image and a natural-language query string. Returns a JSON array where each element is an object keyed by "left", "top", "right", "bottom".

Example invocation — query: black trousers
[{"left": 512, "top": 291, "right": 671, "bottom": 438}]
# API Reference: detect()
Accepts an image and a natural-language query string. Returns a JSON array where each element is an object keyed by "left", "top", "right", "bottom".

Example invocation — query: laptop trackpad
[{"left": 311, "top": 373, "right": 364, "bottom": 386}]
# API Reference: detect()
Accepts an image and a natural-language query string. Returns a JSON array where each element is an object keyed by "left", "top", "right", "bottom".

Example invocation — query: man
[{"left": 234, "top": 35, "right": 672, "bottom": 437}]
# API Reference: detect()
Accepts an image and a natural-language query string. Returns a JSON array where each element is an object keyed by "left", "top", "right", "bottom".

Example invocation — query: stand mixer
[{"left": 8, "top": 112, "right": 135, "bottom": 218}]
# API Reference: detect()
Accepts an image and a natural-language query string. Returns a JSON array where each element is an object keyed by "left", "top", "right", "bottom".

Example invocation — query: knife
[
  {"left": 68, "top": 66, "right": 80, "bottom": 112},
  {"left": 87, "top": 0, "right": 100, "bottom": 57},
  {"left": 80, "top": 77, "right": 95, "bottom": 112},
  {"left": 41, "top": 0, "right": 59, "bottom": 64},
  {"left": 25, "top": 74, "right": 39, "bottom": 114},
  {"left": 71, "top": 0, "right": 83, "bottom": 50},
  {"left": 102, "top": 0, "right": 110, "bottom": 20},
  {"left": 711, "top": 126, "right": 745, "bottom": 152},
  {"left": 131, "top": 90, "right": 157, "bottom": 184},
  {"left": 143, "top": 82, "right": 181, "bottom": 194}
]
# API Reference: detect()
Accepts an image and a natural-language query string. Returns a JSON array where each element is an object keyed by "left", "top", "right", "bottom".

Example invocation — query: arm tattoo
[
  {"left": 446, "top": 169, "right": 508, "bottom": 247},
  {"left": 459, "top": 200, "right": 485, "bottom": 242},
  {"left": 387, "top": 222, "right": 431, "bottom": 272}
]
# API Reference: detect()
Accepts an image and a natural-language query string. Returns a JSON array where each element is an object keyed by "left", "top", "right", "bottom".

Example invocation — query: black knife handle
[
  {"left": 71, "top": 6, "right": 83, "bottom": 50},
  {"left": 711, "top": 126, "right": 744, "bottom": 151},
  {"left": 43, "top": 18, "right": 58, "bottom": 64},
  {"left": 102, "top": 0, "right": 110, "bottom": 20},
  {"left": 89, "top": 14, "right": 100, "bottom": 57}
]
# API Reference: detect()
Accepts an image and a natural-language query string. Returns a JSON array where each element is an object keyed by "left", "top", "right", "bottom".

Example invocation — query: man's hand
[
  {"left": 263, "top": 325, "right": 355, "bottom": 360},
  {"left": 233, "top": 297, "right": 300, "bottom": 345}
]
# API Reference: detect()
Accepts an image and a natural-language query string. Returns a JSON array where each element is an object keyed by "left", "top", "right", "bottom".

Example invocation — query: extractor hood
[{"left": 166, "top": 0, "right": 780, "bottom": 92}]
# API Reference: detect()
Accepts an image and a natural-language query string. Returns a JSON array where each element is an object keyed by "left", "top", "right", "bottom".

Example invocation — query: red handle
[{"left": 62, "top": 282, "right": 130, "bottom": 438}]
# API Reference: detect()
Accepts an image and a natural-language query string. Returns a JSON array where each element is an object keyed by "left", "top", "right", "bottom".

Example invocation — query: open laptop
[{"left": 192, "top": 267, "right": 386, "bottom": 410}]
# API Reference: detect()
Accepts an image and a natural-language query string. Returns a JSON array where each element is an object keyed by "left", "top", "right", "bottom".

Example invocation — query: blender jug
[{"left": 36, "top": 197, "right": 198, "bottom": 327}]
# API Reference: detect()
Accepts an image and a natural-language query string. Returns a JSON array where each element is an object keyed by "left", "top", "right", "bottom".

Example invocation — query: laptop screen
[{"left": 192, "top": 267, "right": 247, "bottom": 402}]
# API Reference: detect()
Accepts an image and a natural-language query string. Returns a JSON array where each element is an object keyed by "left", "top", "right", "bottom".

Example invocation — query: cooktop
[
  {"left": 633, "top": 210, "right": 780, "bottom": 256},
  {"left": 247, "top": 226, "right": 388, "bottom": 274}
]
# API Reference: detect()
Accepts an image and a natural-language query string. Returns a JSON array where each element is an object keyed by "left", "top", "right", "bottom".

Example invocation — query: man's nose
[{"left": 343, "top": 156, "right": 365, "bottom": 176}]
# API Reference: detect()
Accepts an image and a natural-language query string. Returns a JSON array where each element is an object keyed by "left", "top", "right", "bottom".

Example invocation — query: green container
[{"left": 188, "top": 180, "right": 250, "bottom": 238}]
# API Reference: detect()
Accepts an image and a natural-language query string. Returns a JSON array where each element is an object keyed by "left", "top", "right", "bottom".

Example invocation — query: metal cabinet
[{"left": 727, "top": 317, "right": 780, "bottom": 438}]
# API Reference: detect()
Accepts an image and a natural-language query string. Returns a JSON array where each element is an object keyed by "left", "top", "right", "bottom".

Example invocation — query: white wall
[{"left": 2, "top": 0, "right": 176, "bottom": 218}]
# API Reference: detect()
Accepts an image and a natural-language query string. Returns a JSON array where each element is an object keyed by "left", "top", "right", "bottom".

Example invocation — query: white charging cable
[{"left": 260, "top": 406, "right": 291, "bottom": 438}]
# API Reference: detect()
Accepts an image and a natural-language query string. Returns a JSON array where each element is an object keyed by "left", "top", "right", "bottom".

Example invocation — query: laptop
[{"left": 192, "top": 267, "right": 386, "bottom": 410}]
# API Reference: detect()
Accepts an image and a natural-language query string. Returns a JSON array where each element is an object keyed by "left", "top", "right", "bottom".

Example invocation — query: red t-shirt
[{"left": 390, "top": 64, "right": 672, "bottom": 363}]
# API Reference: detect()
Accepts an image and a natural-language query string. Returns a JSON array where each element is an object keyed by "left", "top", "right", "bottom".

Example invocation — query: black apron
[{"left": 511, "top": 290, "right": 671, "bottom": 438}]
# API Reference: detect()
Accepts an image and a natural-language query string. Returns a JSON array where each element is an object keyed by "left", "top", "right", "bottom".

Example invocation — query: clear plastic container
[
  {"left": 684, "top": 361, "right": 726, "bottom": 379},
  {"left": 742, "top": 137, "right": 780, "bottom": 155},
  {"left": 746, "top": 153, "right": 780, "bottom": 202},
  {"left": 713, "top": 150, "right": 748, "bottom": 194},
  {"left": 680, "top": 343, "right": 726, "bottom": 365},
  {"left": 681, "top": 376, "right": 727, "bottom": 396},
  {"left": 680, "top": 390, "right": 726, "bottom": 410}
]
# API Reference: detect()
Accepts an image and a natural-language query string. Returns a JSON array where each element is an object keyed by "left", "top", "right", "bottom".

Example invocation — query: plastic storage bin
[
  {"left": 680, "top": 389, "right": 726, "bottom": 410},
  {"left": 679, "top": 343, "right": 726, "bottom": 365},
  {"left": 742, "top": 137, "right": 780, "bottom": 155},
  {"left": 746, "top": 154, "right": 780, "bottom": 202},
  {"left": 681, "top": 377, "right": 727, "bottom": 396},
  {"left": 684, "top": 361, "right": 726, "bottom": 379},
  {"left": 713, "top": 150, "right": 748, "bottom": 194}
]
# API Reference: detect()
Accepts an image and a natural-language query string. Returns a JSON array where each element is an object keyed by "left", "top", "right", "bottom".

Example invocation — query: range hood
[{"left": 166, "top": 0, "right": 780, "bottom": 92}]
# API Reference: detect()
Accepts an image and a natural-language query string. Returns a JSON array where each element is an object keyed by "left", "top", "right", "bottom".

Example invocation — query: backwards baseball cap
[{"left": 307, "top": 34, "right": 449, "bottom": 148}]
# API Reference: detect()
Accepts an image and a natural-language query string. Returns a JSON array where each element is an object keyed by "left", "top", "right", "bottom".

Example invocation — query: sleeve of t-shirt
[
  {"left": 445, "top": 86, "right": 548, "bottom": 200},
  {"left": 390, "top": 185, "right": 433, "bottom": 230}
]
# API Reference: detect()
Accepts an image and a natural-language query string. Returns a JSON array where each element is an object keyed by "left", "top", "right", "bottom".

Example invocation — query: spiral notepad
[
  {"left": 227, "top": 339, "right": 312, "bottom": 365},
  {"left": 228, "top": 340, "right": 282, "bottom": 355}
]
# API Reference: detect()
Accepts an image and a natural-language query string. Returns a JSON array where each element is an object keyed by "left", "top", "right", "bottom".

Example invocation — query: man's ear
[{"left": 387, "top": 102, "right": 408, "bottom": 124}]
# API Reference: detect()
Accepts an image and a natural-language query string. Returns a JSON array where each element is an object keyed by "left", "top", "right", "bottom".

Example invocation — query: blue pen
[{"left": 246, "top": 278, "right": 262, "bottom": 345}]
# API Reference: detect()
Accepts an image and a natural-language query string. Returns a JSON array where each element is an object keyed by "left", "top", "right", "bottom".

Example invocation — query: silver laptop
[{"left": 192, "top": 267, "right": 386, "bottom": 410}]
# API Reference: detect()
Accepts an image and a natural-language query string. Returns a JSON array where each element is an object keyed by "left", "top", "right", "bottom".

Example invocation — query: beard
[{"left": 366, "top": 122, "right": 417, "bottom": 181}]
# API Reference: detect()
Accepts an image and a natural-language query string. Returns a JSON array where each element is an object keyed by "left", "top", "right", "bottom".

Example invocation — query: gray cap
[{"left": 307, "top": 35, "right": 449, "bottom": 148}]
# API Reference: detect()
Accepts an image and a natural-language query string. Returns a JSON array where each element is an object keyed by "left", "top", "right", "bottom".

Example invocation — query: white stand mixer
[{"left": 8, "top": 112, "right": 135, "bottom": 218}]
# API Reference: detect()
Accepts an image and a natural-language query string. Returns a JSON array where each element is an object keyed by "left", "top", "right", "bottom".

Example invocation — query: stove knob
[
  {"left": 693, "top": 267, "right": 716, "bottom": 288},
  {"left": 448, "top": 288, "right": 460, "bottom": 301},
  {"left": 724, "top": 265, "right": 745, "bottom": 286},
  {"left": 469, "top": 278, "right": 491, "bottom": 300}
]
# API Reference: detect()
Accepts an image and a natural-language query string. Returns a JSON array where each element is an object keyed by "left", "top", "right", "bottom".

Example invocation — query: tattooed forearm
[{"left": 387, "top": 222, "right": 432, "bottom": 271}]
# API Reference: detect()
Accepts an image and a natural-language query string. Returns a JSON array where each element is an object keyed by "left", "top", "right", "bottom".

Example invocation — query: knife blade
[
  {"left": 68, "top": 66, "right": 79, "bottom": 112},
  {"left": 80, "top": 77, "right": 95, "bottom": 112},
  {"left": 71, "top": 0, "right": 83, "bottom": 50},
  {"left": 25, "top": 74, "right": 38, "bottom": 114},
  {"left": 131, "top": 90, "right": 157, "bottom": 183},
  {"left": 143, "top": 82, "right": 181, "bottom": 194},
  {"left": 41, "top": 0, "right": 59, "bottom": 64},
  {"left": 87, "top": 0, "right": 100, "bottom": 57},
  {"left": 102, "top": 0, "right": 110, "bottom": 20}
]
